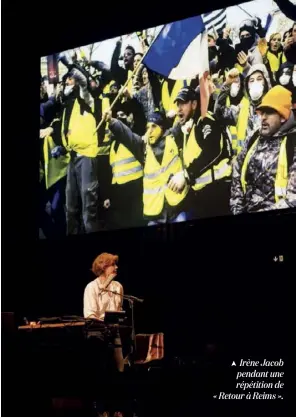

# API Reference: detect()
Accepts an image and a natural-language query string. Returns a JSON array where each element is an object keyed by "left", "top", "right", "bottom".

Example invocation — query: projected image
[{"left": 39, "top": 0, "right": 296, "bottom": 238}]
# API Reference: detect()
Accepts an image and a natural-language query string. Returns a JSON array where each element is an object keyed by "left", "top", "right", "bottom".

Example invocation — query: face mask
[
  {"left": 230, "top": 83, "right": 240, "bottom": 97},
  {"left": 240, "top": 36, "right": 255, "bottom": 51},
  {"left": 293, "top": 72, "right": 296, "bottom": 87},
  {"left": 64, "top": 85, "right": 74, "bottom": 96},
  {"left": 249, "top": 82, "right": 264, "bottom": 101},
  {"left": 181, "top": 119, "right": 194, "bottom": 135},
  {"left": 279, "top": 74, "right": 291, "bottom": 86}
]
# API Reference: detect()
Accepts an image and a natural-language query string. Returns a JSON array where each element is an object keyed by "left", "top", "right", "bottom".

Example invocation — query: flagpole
[
  {"left": 237, "top": 5, "right": 254, "bottom": 19},
  {"left": 212, "top": 25, "right": 219, "bottom": 40},
  {"left": 93, "top": 27, "right": 163, "bottom": 135}
]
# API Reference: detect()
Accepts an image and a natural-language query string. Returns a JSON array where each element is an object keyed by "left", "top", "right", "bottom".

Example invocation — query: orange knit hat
[{"left": 256, "top": 85, "right": 292, "bottom": 120}]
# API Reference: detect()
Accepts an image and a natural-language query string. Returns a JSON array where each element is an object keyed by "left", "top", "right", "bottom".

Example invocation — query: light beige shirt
[{"left": 83, "top": 277, "right": 123, "bottom": 320}]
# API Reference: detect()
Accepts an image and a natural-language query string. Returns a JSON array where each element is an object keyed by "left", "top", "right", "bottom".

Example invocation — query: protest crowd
[{"left": 39, "top": 2, "right": 296, "bottom": 238}]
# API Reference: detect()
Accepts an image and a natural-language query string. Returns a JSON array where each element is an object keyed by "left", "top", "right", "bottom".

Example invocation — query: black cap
[{"left": 174, "top": 87, "right": 198, "bottom": 103}]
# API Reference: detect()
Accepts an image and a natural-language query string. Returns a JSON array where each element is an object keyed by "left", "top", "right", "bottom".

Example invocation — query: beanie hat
[
  {"left": 256, "top": 85, "right": 292, "bottom": 120},
  {"left": 147, "top": 111, "right": 166, "bottom": 128},
  {"left": 239, "top": 20, "right": 256, "bottom": 38}
]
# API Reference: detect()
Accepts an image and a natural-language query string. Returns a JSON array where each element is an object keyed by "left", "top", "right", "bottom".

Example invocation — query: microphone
[
  {"left": 102, "top": 274, "right": 116, "bottom": 290},
  {"left": 125, "top": 294, "right": 144, "bottom": 303}
]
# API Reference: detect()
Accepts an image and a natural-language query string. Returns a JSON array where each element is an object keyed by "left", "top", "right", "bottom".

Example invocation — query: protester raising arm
[
  {"left": 273, "top": 0, "right": 296, "bottom": 21},
  {"left": 88, "top": 60, "right": 113, "bottom": 86},
  {"left": 214, "top": 68, "right": 242, "bottom": 126},
  {"left": 103, "top": 109, "right": 145, "bottom": 165}
]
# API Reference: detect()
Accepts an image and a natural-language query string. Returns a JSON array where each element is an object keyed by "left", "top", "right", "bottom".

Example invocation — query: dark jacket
[
  {"left": 131, "top": 70, "right": 162, "bottom": 122},
  {"left": 215, "top": 37, "right": 237, "bottom": 73},
  {"left": 214, "top": 83, "right": 245, "bottom": 127},
  {"left": 284, "top": 41, "right": 296, "bottom": 65},
  {"left": 273, "top": 0, "right": 296, "bottom": 21},
  {"left": 172, "top": 115, "right": 230, "bottom": 186},
  {"left": 89, "top": 60, "right": 113, "bottom": 88},
  {"left": 110, "top": 40, "right": 129, "bottom": 87},
  {"left": 40, "top": 96, "right": 56, "bottom": 122},
  {"left": 108, "top": 118, "right": 163, "bottom": 166}
]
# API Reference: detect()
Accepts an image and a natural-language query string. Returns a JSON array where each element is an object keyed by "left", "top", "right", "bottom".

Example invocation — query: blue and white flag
[
  {"left": 143, "top": 15, "right": 209, "bottom": 81},
  {"left": 264, "top": 13, "right": 274, "bottom": 37},
  {"left": 202, "top": 8, "right": 227, "bottom": 33}
]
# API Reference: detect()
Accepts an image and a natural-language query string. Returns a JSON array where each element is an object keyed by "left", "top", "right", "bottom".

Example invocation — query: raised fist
[{"left": 225, "top": 68, "right": 240, "bottom": 85}]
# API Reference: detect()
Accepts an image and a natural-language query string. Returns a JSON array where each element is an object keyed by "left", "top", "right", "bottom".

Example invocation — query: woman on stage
[{"left": 84, "top": 252, "right": 124, "bottom": 372}]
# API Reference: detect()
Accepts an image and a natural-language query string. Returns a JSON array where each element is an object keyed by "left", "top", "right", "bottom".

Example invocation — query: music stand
[{"left": 104, "top": 311, "right": 126, "bottom": 325}]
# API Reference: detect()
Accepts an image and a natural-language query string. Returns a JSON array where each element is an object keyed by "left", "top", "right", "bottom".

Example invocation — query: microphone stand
[
  {"left": 122, "top": 294, "right": 143, "bottom": 367},
  {"left": 101, "top": 288, "right": 144, "bottom": 367}
]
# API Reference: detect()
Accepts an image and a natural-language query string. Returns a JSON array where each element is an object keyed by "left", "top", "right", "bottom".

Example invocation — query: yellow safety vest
[
  {"left": 226, "top": 96, "right": 250, "bottom": 155},
  {"left": 96, "top": 93, "right": 112, "bottom": 156},
  {"left": 109, "top": 142, "right": 143, "bottom": 185},
  {"left": 235, "top": 63, "right": 245, "bottom": 75},
  {"left": 103, "top": 81, "right": 114, "bottom": 95},
  {"left": 43, "top": 135, "right": 70, "bottom": 190},
  {"left": 183, "top": 112, "right": 232, "bottom": 191},
  {"left": 61, "top": 99, "right": 98, "bottom": 158},
  {"left": 161, "top": 79, "right": 191, "bottom": 113},
  {"left": 143, "top": 135, "right": 189, "bottom": 216},
  {"left": 266, "top": 50, "right": 286, "bottom": 74},
  {"left": 241, "top": 136, "right": 288, "bottom": 203}
]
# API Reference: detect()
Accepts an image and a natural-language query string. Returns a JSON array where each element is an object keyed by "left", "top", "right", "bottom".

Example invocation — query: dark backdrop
[
  {"left": 1, "top": 3, "right": 294, "bottom": 415},
  {"left": 4, "top": 212, "right": 292, "bottom": 359}
]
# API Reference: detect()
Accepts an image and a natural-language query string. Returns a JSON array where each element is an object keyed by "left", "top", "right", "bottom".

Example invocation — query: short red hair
[{"left": 92, "top": 252, "right": 119, "bottom": 277}]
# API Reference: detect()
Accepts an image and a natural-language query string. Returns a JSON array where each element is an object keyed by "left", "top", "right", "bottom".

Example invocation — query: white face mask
[
  {"left": 279, "top": 74, "right": 291, "bottom": 86},
  {"left": 64, "top": 85, "right": 74, "bottom": 96},
  {"left": 181, "top": 119, "right": 193, "bottom": 135},
  {"left": 249, "top": 82, "right": 264, "bottom": 101},
  {"left": 293, "top": 71, "right": 296, "bottom": 87},
  {"left": 230, "top": 83, "right": 240, "bottom": 97}
]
